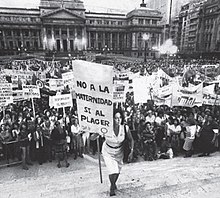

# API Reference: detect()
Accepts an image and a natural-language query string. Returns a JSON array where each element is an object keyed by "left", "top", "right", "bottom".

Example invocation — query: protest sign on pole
[
  {"left": 62, "top": 71, "right": 75, "bottom": 91},
  {"left": 0, "top": 83, "right": 13, "bottom": 107},
  {"left": 73, "top": 60, "right": 113, "bottom": 135},
  {"left": 133, "top": 76, "right": 151, "bottom": 104},
  {"left": 22, "top": 85, "right": 41, "bottom": 99},
  {"left": 49, "top": 79, "right": 64, "bottom": 91},
  {"left": 113, "top": 80, "right": 129, "bottom": 103},
  {"left": 22, "top": 85, "right": 40, "bottom": 119},
  {"left": 49, "top": 94, "right": 73, "bottom": 109}
]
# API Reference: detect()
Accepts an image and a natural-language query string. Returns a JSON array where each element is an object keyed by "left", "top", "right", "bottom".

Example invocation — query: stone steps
[{"left": 0, "top": 152, "right": 220, "bottom": 198}]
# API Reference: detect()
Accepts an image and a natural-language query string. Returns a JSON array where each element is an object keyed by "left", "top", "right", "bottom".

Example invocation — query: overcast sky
[{"left": 0, "top": 0, "right": 142, "bottom": 12}]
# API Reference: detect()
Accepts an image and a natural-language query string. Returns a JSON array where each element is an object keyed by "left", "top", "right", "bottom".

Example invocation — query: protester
[
  {"left": 0, "top": 56, "right": 220, "bottom": 175},
  {"left": 70, "top": 117, "right": 84, "bottom": 159},
  {"left": 51, "top": 121, "right": 70, "bottom": 168},
  {"left": 169, "top": 118, "right": 181, "bottom": 156},
  {"left": 102, "top": 109, "right": 134, "bottom": 196},
  {"left": 197, "top": 115, "right": 218, "bottom": 157},
  {"left": 19, "top": 122, "right": 33, "bottom": 170},
  {"left": 142, "top": 122, "right": 157, "bottom": 161}
]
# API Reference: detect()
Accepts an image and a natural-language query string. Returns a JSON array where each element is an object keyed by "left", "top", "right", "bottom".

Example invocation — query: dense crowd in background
[{"left": 0, "top": 57, "right": 220, "bottom": 170}]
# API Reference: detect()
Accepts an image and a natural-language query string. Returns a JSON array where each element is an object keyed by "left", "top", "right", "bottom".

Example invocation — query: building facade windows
[{"left": 139, "top": 19, "right": 144, "bottom": 25}]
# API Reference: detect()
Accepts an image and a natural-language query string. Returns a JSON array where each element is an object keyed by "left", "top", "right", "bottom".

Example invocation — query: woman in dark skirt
[{"left": 198, "top": 115, "right": 218, "bottom": 157}]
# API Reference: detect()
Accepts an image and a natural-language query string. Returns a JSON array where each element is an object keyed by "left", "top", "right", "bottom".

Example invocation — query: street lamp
[{"left": 143, "top": 33, "right": 150, "bottom": 62}]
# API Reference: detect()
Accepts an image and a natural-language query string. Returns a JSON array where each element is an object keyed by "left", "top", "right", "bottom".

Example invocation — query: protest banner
[
  {"left": 0, "top": 83, "right": 13, "bottom": 107},
  {"left": 1, "top": 69, "right": 46, "bottom": 88},
  {"left": 49, "top": 94, "right": 73, "bottom": 108},
  {"left": 22, "top": 85, "right": 41, "bottom": 99},
  {"left": 203, "top": 84, "right": 220, "bottom": 106},
  {"left": 73, "top": 60, "right": 113, "bottom": 135},
  {"left": 133, "top": 76, "right": 151, "bottom": 104},
  {"left": 153, "top": 95, "right": 172, "bottom": 107},
  {"left": 171, "top": 82, "right": 203, "bottom": 107},
  {"left": 62, "top": 71, "right": 75, "bottom": 91},
  {"left": 49, "top": 79, "right": 64, "bottom": 91},
  {"left": 10, "top": 58, "right": 61, "bottom": 72}
]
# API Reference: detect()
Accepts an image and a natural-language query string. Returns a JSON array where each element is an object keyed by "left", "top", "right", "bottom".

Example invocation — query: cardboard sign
[
  {"left": 113, "top": 80, "right": 129, "bottom": 103},
  {"left": 49, "top": 79, "right": 64, "bottom": 91},
  {"left": 62, "top": 71, "right": 75, "bottom": 91},
  {"left": 74, "top": 60, "right": 113, "bottom": 135},
  {"left": 22, "top": 85, "right": 40, "bottom": 99},
  {"left": 133, "top": 76, "right": 152, "bottom": 103},
  {"left": 49, "top": 94, "right": 73, "bottom": 108},
  {"left": 0, "top": 83, "right": 13, "bottom": 106}
]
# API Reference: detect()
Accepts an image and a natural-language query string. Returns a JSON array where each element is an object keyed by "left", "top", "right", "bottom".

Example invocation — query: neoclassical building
[{"left": 0, "top": 0, "right": 163, "bottom": 58}]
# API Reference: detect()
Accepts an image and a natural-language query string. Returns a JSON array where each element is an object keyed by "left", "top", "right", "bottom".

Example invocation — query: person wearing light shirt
[
  {"left": 70, "top": 117, "right": 84, "bottom": 159},
  {"left": 169, "top": 118, "right": 181, "bottom": 156},
  {"left": 145, "top": 110, "right": 156, "bottom": 125}
]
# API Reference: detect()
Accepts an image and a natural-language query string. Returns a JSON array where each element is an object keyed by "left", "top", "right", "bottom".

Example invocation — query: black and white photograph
[{"left": 0, "top": 0, "right": 220, "bottom": 197}]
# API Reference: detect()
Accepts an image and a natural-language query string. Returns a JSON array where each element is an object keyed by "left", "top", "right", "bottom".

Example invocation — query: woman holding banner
[{"left": 102, "top": 109, "right": 134, "bottom": 196}]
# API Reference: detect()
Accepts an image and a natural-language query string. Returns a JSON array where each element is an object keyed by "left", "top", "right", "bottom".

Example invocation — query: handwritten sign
[
  {"left": 49, "top": 79, "right": 64, "bottom": 91},
  {"left": 22, "top": 85, "right": 40, "bottom": 99},
  {"left": 49, "top": 94, "right": 73, "bottom": 108},
  {"left": 74, "top": 60, "right": 113, "bottom": 134},
  {"left": 62, "top": 71, "right": 75, "bottom": 91},
  {"left": 0, "top": 83, "right": 13, "bottom": 106}
]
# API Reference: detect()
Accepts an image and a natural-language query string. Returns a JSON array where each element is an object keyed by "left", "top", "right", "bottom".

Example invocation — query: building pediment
[{"left": 41, "top": 8, "right": 85, "bottom": 21}]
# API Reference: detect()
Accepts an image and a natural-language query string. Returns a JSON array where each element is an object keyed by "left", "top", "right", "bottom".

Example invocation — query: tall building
[
  {"left": 177, "top": 0, "right": 205, "bottom": 53},
  {"left": 147, "top": 0, "right": 190, "bottom": 43},
  {"left": 170, "top": 16, "right": 179, "bottom": 46},
  {"left": 197, "top": 0, "right": 220, "bottom": 55},
  {"left": 148, "top": 0, "right": 191, "bottom": 24},
  {"left": 0, "top": 0, "right": 163, "bottom": 59}
]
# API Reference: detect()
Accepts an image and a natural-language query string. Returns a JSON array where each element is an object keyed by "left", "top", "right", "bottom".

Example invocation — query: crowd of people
[{"left": 0, "top": 57, "right": 220, "bottom": 171}]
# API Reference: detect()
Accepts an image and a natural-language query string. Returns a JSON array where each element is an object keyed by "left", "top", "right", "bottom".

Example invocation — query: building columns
[
  {"left": 88, "top": 31, "right": 91, "bottom": 49},
  {"left": 103, "top": 32, "right": 105, "bottom": 48},
  {"left": 132, "top": 32, "right": 136, "bottom": 49},
  {"left": 59, "top": 27, "right": 63, "bottom": 52},
  {"left": 67, "top": 26, "right": 70, "bottom": 51},
  {"left": 117, "top": 32, "right": 120, "bottom": 50},
  {"left": 42, "top": 27, "right": 47, "bottom": 50},
  {"left": 82, "top": 27, "right": 86, "bottom": 50},
  {"left": 95, "top": 32, "right": 98, "bottom": 49},
  {"left": 110, "top": 33, "right": 112, "bottom": 49},
  {"left": 51, "top": 26, "right": 55, "bottom": 50},
  {"left": 74, "top": 27, "right": 77, "bottom": 50}
]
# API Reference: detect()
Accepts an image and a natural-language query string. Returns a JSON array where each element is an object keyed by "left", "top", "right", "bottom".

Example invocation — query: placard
[{"left": 74, "top": 60, "right": 113, "bottom": 135}]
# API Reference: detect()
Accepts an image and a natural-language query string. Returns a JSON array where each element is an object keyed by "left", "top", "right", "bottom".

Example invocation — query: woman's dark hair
[
  {"left": 168, "top": 116, "right": 174, "bottom": 124},
  {"left": 113, "top": 109, "right": 125, "bottom": 125},
  {"left": 145, "top": 121, "right": 152, "bottom": 127},
  {"left": 173, "top": 118, "right": 180, "bottom": 125}
]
